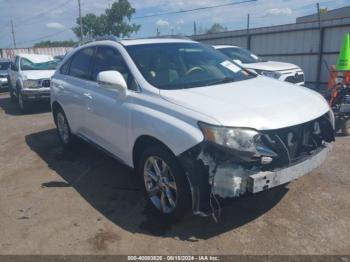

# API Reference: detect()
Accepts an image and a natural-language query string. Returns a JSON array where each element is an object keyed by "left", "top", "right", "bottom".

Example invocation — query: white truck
[
  {"left": 51, "top": 38, "right": 334, "bottom": 221},
  {"left": 214, "top": 45, "right": 305, "bottom": 86},
  {"left": 8, "top": 53, "right": 58, "bottom": 113}
]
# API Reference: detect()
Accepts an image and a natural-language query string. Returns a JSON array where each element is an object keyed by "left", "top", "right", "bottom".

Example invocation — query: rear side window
[
  {"left": 69, "top": 47, "right": 95, "bottom": 79},
  {"left": 92, "top": 46, "right": 136, "bottom": 90}
]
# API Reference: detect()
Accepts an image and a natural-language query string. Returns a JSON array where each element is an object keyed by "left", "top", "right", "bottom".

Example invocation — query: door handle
[{"left": 83, "top": 92, "right": 93, "bottom": 100}]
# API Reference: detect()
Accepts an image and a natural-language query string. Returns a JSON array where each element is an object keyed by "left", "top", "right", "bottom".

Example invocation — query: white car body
[
  {"left": 214, "top": 45, "right": 305, "bottom": 86},
  {"left": 51, "top": 39, "right": 334, "bottom": 217}
]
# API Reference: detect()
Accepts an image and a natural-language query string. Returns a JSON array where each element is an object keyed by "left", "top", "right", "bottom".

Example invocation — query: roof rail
[
  {"left": 73, "top": 35, "right": 119, "bottom": 48},
  {"left": 142, "top": 34, "right": 191, "bottom": 40}
]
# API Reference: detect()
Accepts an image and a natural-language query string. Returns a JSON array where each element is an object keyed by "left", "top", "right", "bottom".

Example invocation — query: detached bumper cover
[{"left": 247, "top": 144, "right": 332, "bottom": 193}]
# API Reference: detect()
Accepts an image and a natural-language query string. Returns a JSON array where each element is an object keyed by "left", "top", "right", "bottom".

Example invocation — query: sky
[{"left": 0, "top": 0, "right": 349, "bottom": 48}]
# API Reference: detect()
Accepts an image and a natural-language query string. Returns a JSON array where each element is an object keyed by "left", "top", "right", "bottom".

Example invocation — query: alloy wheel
[{"left": 143, "top": 156, "right": 178, "bottom": 213}]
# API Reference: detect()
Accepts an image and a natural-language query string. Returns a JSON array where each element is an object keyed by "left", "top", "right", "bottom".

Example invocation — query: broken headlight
[
  {"left": 198, "top": 122, "right": 262, "bottom": 156},
  {"left": 198, "top": 122, "right": 277, "bottom": 162}
]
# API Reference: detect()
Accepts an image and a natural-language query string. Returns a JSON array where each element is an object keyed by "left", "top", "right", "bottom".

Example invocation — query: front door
[{"left": 84, "top": 46, "right": 135, "bottom": 162}]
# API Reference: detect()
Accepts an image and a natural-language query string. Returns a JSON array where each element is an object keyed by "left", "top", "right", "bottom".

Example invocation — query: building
[{"left": 296, "top": 6, "right": 350, "bottom": 23}]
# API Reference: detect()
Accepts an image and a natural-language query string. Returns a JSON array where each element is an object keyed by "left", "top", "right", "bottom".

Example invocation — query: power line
[
  {"left": 14, "top": 0, "right": 71, "bottom": 26},
  {"left": 15, "top": 27, "right": 74, "bottom": 46},
  {"left": 133, "top": 0, "right": 257, "bottom": 19}
]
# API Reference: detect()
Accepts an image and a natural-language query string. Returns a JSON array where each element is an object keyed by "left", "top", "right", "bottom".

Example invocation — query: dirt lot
[{"left": 0, "top": 91, "right": 349, "bottom": 255}]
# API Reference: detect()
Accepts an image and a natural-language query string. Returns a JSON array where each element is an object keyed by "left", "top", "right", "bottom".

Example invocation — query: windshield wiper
[{"left": 204, "top": 77, "right": 235, "bottom": 86}]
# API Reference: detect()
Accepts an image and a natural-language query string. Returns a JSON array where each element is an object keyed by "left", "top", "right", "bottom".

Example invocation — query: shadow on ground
[
  {"left": 25, "top": 128, "right": 288, "bottom": 240},
  {"left": 0, "top": 94, "right": 50, "bottom": 116}
]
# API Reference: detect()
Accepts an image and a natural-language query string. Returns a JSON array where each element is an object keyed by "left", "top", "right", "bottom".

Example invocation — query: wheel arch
[{"left": 132, "top": 135, "right": 176, "bottom": 170}]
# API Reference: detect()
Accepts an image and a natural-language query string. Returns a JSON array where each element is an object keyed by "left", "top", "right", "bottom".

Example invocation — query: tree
[
  {"left": 34, "top": 40, "right": 76, "bottom": 48},
  {"left": 206, "top": 23, "right": 227, "bottom": 34},
  {"left": 73, "top": 0, "right": 140, "bottom": 39}
]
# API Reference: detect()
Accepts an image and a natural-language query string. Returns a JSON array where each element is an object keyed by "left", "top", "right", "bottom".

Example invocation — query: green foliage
[
  {"left": 34, "top": 40, "right": 76, "bottom": 48},
  {"left": 73, "top": 0, "right": 140, "bottom": 39},
  {"left": 206, "top": 23, "right": 227, "bottom": 34}
]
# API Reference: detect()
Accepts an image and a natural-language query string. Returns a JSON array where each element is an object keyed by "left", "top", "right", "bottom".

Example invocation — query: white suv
[
  {"left": 51, "top": 38, "right": 334, "bottom": 221},
  {"left": 214, "top": 45, "right": 305, "bottom": 86}
]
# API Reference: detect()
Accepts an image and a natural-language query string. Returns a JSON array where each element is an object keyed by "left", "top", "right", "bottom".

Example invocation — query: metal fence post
[{"left": 316, "top": 27, "right": 325, "bottom": 90}]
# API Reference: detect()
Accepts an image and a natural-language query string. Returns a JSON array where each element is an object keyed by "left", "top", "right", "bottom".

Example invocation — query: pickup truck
[{"left": 8, "top": 53, "right": 58, "bottom": 113}]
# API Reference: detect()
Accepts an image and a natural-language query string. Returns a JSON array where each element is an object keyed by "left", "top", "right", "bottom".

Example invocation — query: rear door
[{"left": 56, "top": 47, "right": 96, "bottom": 135}]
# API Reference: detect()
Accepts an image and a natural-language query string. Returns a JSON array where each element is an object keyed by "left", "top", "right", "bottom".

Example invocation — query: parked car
[
  {"left": 214, "top": 45, "right": 305, "bottom": 86},
  {"left": 0, "top": 59, "right": 11, "bottom": 90},
  {"left": 8, "top": 53, "right": 59, "bottom": 113},
  {"left": 51, "top": 38, "right": 334, "bottom": 221}
]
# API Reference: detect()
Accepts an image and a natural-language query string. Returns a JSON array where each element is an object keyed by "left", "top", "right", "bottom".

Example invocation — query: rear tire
[
  {"left": 139, "top": 144, "right": 192, "bottom": 222},
  {"left": 54, "top": 107, "right": 75, "bottom": 149},
  {"left": 341, "top": 118, "right": 350, "bottom": 136}
]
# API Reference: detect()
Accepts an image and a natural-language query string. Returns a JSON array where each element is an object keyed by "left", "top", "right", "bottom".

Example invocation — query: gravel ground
[{"left": 0, "top": 91, "right": 349, "bottom": 255}]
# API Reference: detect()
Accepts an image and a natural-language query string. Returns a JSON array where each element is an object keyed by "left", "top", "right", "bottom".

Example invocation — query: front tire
[
  {"left": 139, "top": 145, "right": 191, "bottom": 221},
  {"left": 18, "top": 91, "right": 31, "bottom": 113},
  {"left": 54, "top": 108, "right": 75, "bottom": 148}
]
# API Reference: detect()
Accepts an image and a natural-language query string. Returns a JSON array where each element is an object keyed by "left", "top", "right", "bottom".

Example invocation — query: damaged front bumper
[
  {"left": 178, "top": 114, "right": 335, "bottom": 217},
  {"left": 247, "top": 144, "right": 332, "bottom": 193}
]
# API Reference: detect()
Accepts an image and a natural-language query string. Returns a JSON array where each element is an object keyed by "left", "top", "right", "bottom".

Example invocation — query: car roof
[
  {"left": 213, "top": 45, "right": 239, "bottom": 49},
  {"left": 17, "top": 53, "right": 54, "bottom": 63},
  {"left": 119, "top": 38, "right": 196, "bottom": 46}
]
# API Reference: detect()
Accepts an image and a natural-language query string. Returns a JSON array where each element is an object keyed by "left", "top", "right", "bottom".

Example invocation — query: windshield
[
  {"left": 218, "top": 47, "right": 264, "bottom": 64},
  {"left": 126, "top": 42, "right": 255, "bottom": 90},
  {"left": 0, "top": 62, "right": 10, "bottom": 70},
  {"left": 20, "top": 58, "right": 59, "bottom": 71}
]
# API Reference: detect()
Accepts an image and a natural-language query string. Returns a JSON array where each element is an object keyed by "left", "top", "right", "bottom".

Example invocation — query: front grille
[
  {"left": 0, "top": 74, "right": 7, "bottom": 78},
  {"left": 285, "top": 73, "right": 304, "bottom": 84},
  {"left": 261, "top": 114, "right": 334, "bottom": 167},
  {"left": 41, "top": 79, "right": 50, "bottom": 87}
]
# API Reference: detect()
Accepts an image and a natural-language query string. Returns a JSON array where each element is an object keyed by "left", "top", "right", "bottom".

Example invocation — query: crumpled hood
[
  {"left": 243, "top": 61, "right": 300, "bottom": 72},
  {"left": 160, "top": 76, "right": 330, "bottom": 130},
  {"left": 22, "top": 70, "right": 55, "bottom": 80}
]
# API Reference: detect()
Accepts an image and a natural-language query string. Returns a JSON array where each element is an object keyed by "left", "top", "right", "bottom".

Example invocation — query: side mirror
[
  {"left": 97, "top": 71, "right": 128, "bottom": 97},
  {"left": 233, "top": 59, "right": 243, "bottom": 66}
]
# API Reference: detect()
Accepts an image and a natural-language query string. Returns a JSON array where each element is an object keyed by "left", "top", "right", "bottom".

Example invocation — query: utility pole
[
  {"left": 10, "top": 20, "right": 17, "bottom": 48},
  {"left": 193, "top": 21, "right": 197, "bottom": 36},
  {"left": 78, "top": 0, "right": 83, "bottom": 41},
  {"left": 316, "top": 3, "right": 321, "bottom": 28}
]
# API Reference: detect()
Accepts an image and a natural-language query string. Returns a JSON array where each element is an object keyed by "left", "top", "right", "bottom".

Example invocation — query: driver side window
[{"left": 92, "top": 46, "right": 137, "bottom": 91}]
